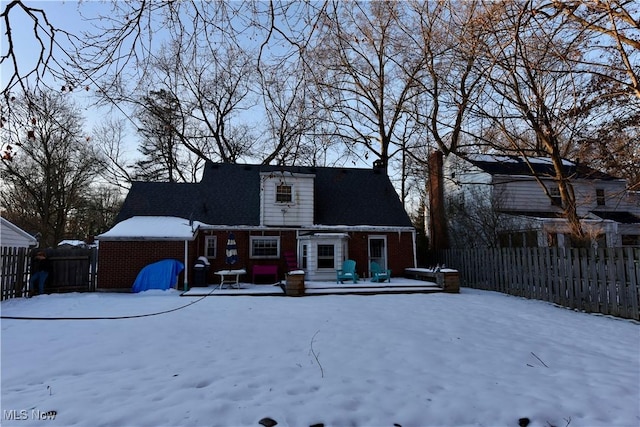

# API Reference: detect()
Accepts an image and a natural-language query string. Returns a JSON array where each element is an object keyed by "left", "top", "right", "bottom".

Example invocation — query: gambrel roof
[{"left": 115, "top": 162, "right": 413, "bottom": 228}]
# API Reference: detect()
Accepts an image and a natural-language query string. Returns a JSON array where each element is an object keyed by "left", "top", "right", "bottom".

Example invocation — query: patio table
[{"left": 214, "top": 269, "right": 247, "bottom": 290}]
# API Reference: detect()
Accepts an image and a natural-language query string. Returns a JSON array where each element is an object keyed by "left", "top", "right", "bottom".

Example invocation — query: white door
[{"left": 368, "top": 236, "right": 387, "bottom": 272}]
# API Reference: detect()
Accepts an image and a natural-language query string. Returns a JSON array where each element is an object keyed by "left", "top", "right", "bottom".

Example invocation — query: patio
[{"left": 181, "top": 277, "right": 444, "bottom": 297}]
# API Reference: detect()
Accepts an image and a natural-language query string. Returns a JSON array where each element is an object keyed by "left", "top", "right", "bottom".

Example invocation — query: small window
[
  {"left": 205, "top": 236, "right": 217, "bottom": 258},
  {"left": 498, "top": 232, "right": 511, "bottom": 248},
  {"left": 621, "top": 235, "right": 640, "bottom": 246},
  {"left": 596, "top": 189, "right": 605, "bottom": 206},
  {"left": 250, "top": 236, "right": 280, "bottom": 258},
  {"left": 549, "top": 187, "right": 561, "bottom": 206},
  {"left": 524, "top": 231, "right": 538, "bottom": 247},
  {"left": 511, "top": 232, "right": 524, "bottom": 247},
  {"left": 301, "top": 244, "right": 308, "bottom": 269},
  {"left": 317, "top": 244, "right": 335, "bottom": 269},
  {"left": 276, "top": 184, "right": 292, "bottom": 203}
]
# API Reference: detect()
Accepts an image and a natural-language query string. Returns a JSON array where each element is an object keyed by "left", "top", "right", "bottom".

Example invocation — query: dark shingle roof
[
  {"left": 466, "top": 155, "right": 618, "bottom": 180},
  {"left": 591, "top": 211, "right": 640, "bottom": 224},
  {"left": 115, "top": 162, "right": 413, "bottom": 228}
]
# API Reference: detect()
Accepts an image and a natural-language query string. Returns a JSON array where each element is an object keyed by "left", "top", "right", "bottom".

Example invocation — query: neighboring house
[
  {"left": 429, "top": 152, "right": 640, "bottom": 249},
  {"left": 1, "top": 217, "right": 38, "bottom": 249},
  {"left": 58, "top": 239, "right": 97, "bottom": 249},
  {"left": 97, "top": 162, "right": 417, "bottom": 290}
]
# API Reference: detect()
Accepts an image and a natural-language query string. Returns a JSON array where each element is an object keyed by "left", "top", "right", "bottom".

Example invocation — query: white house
[
  {"left": 1, "top": 217, "right": 37, "bottom": 249},
  {"left": 436, "top": 153, "right": 640, "bottom": 249}
]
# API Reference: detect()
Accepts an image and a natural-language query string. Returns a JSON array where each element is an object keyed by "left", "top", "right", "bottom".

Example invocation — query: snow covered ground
[{"left": 1, "top": 285, "right": 639, "bottom": 427}]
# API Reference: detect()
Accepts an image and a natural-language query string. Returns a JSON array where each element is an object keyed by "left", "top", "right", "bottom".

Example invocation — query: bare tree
[
  {"left": 471, "top": 1, "right": 601, "bottom": 244},
  {"left": 93, "top": 117, "right": 135, "bottom": 191},
  {"left": 65, "top": 185, "right": 124, "bottom": 241},
  {"left": 134, "top": 89, "right": 188, "bottom": 182},
  {"left": 408, "top": 0, "right": 488, "bottom": 158},
  {"left": 305, "top": 1, "right": 426, "bottom": 174},
  {"left": 0, "top": 89, "right": 100, "bottom": 247},
  {"left": 538, "top": 0, "right": 640, "bottom": 99}
]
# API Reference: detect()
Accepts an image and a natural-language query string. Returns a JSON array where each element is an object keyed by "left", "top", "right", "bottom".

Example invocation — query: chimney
[{"left": 428, "top": 150, "right": 449, "bottom": 251}]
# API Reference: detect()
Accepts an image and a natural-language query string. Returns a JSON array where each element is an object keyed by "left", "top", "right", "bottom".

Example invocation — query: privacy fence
[
  {"left": 439, "top": 247, "right": 639, "bottom": 320},
  {"left": 1, "top": 246, "right": 98, "bottom": 301}
]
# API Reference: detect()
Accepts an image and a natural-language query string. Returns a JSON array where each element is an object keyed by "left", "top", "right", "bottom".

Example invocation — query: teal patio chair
[
  {"left": 370, "top": 261, "right": 391, "bottom": 283},
  {"left": 336, "top": 259, "right": 359, "bottom": 284}
]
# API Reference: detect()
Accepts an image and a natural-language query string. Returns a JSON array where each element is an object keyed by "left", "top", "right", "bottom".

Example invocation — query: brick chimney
[{"left": 428, "top": 150, "right": 449, "bottom": 251}]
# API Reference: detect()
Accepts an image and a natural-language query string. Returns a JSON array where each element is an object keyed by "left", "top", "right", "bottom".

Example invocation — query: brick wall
[
  {"left": 348, "top": 231, "right": 415, "bottom": 278},
  {"left": 98, "top": 230, "right": 415, "bottom": 289},
  {"left": 97, "top": 240, "right": 192, "bottom": 290}
]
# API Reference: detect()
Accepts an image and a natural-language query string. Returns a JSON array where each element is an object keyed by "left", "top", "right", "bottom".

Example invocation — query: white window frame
[
  {"left": 368, "top": 235, "right": 388, "bottom": 270},
  {"left": 275, "top": 183, "right": 293, "bottom": 204},
  {"left": 316, "top": 243, "right": 335, "bottom": 270},
  {"left": 205, "top": 236, "right": 217, "bottom": 259},
  {"left": 549, "top": 187, "right": 561, "bottom": 206},
  {"left": 250, "top": 236, "right": 280, "bottom": 259}
]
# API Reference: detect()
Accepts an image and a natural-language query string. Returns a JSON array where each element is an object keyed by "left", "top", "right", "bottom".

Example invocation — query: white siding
[
  {"left": 493, "top": 176, "right": 634, "bottom": 216},
  {"left": 493, "top": 177, "right": 558, "bottom": 212},
  {"left": 443, "top": 154, "right": 493, "bottom": 211},
  {"left": 443, "top": 153, "right": 640, "bottom": 248},
  {"left": 299, "top": 234, "right": 348, "bottom": 281},
  {"left": 260, "top": 172, "right": 315, "bottom": 226},
  {"left": 1, "top": 218, "right": 37, "bottom": 248}
]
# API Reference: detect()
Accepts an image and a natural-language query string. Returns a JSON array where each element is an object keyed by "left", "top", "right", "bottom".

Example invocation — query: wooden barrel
[{"left": 285, "top": 274, "right": 305, "bottom": 297}]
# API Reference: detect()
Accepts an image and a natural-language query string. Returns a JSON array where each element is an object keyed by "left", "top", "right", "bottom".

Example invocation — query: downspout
[
  {"left": 183, "top": 240, "right": 189, "bottom": 291},
  {"left": 412, "top": 229, "right": 417, "bottom": 268}
]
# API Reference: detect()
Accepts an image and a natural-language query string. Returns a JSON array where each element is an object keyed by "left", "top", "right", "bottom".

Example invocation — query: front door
[{"left": 368, "top": 236, "right": 387, "bottom": 272}]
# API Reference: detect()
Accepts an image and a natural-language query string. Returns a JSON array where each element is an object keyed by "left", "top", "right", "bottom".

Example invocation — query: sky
[
  {"left": 2, "top": 285, "right": 639, "bottom": 427},
  {"left": 1, "top": 0, "right": 140, "bottom": 156},
  {"left": 0, "top": 1, "right": 374, "bottom": 171}
]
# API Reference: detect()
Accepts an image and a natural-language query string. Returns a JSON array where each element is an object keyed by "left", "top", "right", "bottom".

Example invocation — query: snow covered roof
[
  {"left": 96, "top": 216, "right": 203, "bottom": 241},
  {"left": 464, "top": 154, "right": 618, "bottom": 180}
]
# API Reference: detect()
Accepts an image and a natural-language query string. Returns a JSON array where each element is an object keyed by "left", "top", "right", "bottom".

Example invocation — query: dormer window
[
  {"left": 276, "top": 184, "right": 292, "bottom": 203},
  {"left": 596, "top": 188, "right": 605, "bottom": 206}
]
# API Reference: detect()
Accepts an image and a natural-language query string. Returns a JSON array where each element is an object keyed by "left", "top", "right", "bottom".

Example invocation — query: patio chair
[
  {"left": 336, "top": 259, "right": 359, "bottom": 284},
  {"left": 370, "top": 261, "right": 391, "bottom": 283}
]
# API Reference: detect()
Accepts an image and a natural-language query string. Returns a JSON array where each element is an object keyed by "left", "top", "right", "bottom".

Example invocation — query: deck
[{"left": 181, "top": 277, "right": 443, "bottom": 297}]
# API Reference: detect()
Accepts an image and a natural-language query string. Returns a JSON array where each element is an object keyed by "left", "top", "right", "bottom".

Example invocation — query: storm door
[{"left": 368, "top": 236, "right": 387, "bottom": 272}]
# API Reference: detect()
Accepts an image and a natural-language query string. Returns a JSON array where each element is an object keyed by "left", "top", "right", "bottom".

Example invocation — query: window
[
  {"left": 549, "top": 187, "right": 561, "bottom": 206},
  {"left": 596, "top": 189, "right": 605, "bottom": 206},
  {"left": 524, "top": 231, "right": 538, "bottom": 247},
  {"left": 250, "top": 236, "right": 280, "bottom": 258},
  {"left": 499, "top": 231, "right": 536, "bottom": 248},
  {"left": 511, "top": 232, "right": 524, "bottom": 247},
  {"left": 498, "top": 232, "right": 511, "bottom": 248},
  {"left": 622, "top": 235, "right": 640, "bottom": 247},
  {"left": 317, "top": 244, "right": 335, "bottom": 269},
  {"left": 301, "top": 244, "right": 308, "bottom": 269},
  {"left": 205, "top": 236, "right": 217, "bottom": 258},
  {"left": 276, "top": 184, "right": 292, "bottom": 203}
]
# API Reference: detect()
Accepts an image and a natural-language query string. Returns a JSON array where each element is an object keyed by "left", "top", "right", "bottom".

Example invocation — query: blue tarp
[{"left": 132, "top": 259, "right": 184, "bottom": 293}]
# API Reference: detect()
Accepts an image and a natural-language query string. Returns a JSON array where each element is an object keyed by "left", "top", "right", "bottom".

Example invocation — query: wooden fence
[
  {"left": 439, "top": 247, "right": 639, "bottom": 320},
  {"left": 1, "top": 246, "right": 98, "bottom": 301},
  {"left": 1, "top": 246, "right": 29, "bottom": 300}
]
